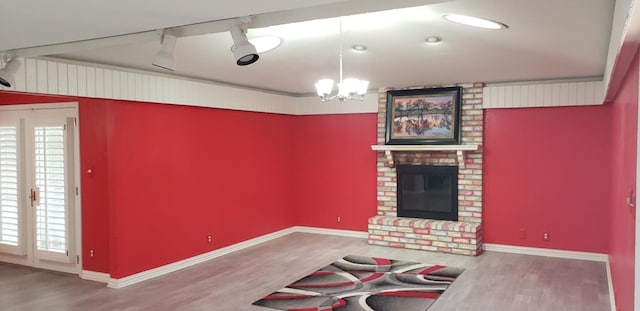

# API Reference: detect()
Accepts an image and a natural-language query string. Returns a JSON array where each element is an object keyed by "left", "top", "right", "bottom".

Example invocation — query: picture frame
[{"left": 385, "top": 87, "right": 462, "bottom": 145}]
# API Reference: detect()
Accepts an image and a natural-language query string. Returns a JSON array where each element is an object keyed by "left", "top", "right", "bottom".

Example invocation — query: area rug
[{"left": 252, "top": 255, "right": 463, "bottom": 311}]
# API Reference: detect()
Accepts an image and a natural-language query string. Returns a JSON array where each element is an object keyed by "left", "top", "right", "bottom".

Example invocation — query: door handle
[{"left": 29, "top": 188, "right": 38, "bottom": 207}]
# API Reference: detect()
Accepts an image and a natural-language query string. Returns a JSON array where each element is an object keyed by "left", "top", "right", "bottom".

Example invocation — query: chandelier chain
[
  {"left": 339, "top": 19, "right": 343, "bottom": 84},
  {"left": 313, "top": 17, "right": 369, "bottom": 102}
]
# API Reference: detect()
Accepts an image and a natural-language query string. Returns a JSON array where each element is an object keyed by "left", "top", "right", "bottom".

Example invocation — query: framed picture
[{"left": 385, "top": 87, "right": 462, "bottom": 145}]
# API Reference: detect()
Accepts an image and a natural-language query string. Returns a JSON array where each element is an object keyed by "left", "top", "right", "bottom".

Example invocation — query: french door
[{"left": 0, "top": 103, "right": 80, "bottom": 274}]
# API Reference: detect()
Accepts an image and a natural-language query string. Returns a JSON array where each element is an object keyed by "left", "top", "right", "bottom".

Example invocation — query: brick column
[{"left": 369, "top": 83, "right": 484, "bottom": 255}]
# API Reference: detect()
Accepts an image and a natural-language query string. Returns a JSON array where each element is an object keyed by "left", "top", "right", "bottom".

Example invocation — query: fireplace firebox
[{"left": 397, "top": 165, "right": 458, "bottom": 221}]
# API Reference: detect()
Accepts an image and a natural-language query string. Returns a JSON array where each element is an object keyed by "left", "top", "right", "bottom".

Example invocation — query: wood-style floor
[{"left": 0, "top": 233, "right": 611, "bottom": 311}]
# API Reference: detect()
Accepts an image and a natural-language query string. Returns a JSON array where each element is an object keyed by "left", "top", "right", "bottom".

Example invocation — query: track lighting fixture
[
  {"left": 152, "top": 32, "right": 177, "bottom": 71},
  {"left": 0, "top": 58, "right": 22, "bottom": 88},
  {"left": 230, "top": 22, "right": 259, "bottom": 66}
]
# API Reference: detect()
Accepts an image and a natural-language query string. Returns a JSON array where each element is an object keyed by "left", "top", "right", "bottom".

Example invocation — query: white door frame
[
  {"left": 635, "top": 58, "right": 640, "bottom": 311},
  {"left": 0, "top": 102, "right": 82, "bottom": 274}
]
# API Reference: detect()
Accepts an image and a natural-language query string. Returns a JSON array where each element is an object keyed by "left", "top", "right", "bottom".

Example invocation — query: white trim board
[
  {"left": 107, "top": 227, "right": 297, "bottom": 288},
  {"left": 484, "top": 243, "right": 615, "bottom": 310},
  {"left": 293, "top": 226, "right": 369, "bottom": 239},
  {"left": 635, "top": 43, "right": 640, "bottom": 311},
  {"left": 483, "top": 243, "right": 608, "bottom": 262},
  {"left": 294, "top": 96, "right": 378, "bottom": 115},
  {"left": 2, "top": 57, "right": 616, "bottom": 116},
  {"left": 79, "top": 227, "right": 367, "bottom": 287},
  {"left": 80, "top": 270, "right": 110, "bottom": 284},
  {"left": 107, "top": 227, "right": 366, "bottom": 288},
  {"left": 607, "top": 257, "right": 617, "bottom": 311},
  {"left": 0, "top": 57, "right": 298, "bottom": 115},
  {"left": 0, "top": 57, "right": 379, "bottom": 116}
]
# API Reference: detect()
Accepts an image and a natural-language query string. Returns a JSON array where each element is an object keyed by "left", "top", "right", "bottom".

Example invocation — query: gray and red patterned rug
[{"left": 253, "top": 255, "right": 463, "bottom": 311}]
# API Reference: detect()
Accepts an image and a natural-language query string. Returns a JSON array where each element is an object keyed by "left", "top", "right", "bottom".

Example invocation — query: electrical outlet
[
  {"left": 89, "top": 250, "right": 94, "bottom": 258},
  {"left": 207, "top": 234, "right": 213, "bottom": 244},
  {"left": 543, "top": 232, "right": 550, "bottom": 241},
  {"left": 337, "top": 216, "right": 341, "bottom": 224}
]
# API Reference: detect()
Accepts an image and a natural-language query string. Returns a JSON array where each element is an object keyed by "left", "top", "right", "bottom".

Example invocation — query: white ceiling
[{"left": 1, "top": 0, "right": 615, "bottom": 95}]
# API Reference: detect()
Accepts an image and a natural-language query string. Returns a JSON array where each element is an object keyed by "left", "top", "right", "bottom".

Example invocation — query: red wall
[
  {"left": 484, "top": 105, "right": 612, "bottom": 253},
  {"left": 3, "top": 78, "right": 635, "bottom": 303},
  {"left": 78, "top": 99, "right": 111, "bottom": 273},
  {"left": 291, "top": 114, "right": 377, "bottom": 231},
  {"left": 0, "top": 92, "right": 298, "bottom": 277},
  {"left": 0, "top": 90, "right": 377, "bottom": 277},
  {"left": 609, "top": 54, "right": 638, "bottom": 311},
  {"left": 106, "top": 102, "right": 295, "bottom": 278}
]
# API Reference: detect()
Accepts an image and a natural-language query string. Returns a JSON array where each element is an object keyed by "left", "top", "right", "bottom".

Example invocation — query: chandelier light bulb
[
  {"left": 315, "top": 79, "right": 334, "bottom": 97},
  {"left": 356, "top": 79, "right": 369, "bottom": 96},
  {"left": 314, "top": 19, "right": 369, "bottom": 102}
]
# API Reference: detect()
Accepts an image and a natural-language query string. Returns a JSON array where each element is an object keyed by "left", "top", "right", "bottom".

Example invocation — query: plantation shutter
[
  {"left": 0, "top": 106, "right": 79, "bottom": 271},
  {"left": 0, "top": 125, "right": 25, "bottom": 255}
]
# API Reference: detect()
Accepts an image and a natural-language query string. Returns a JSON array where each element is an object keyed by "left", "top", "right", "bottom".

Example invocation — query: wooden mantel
[{"left": 371, "top": 144, "right": 481, "bottom": 169}]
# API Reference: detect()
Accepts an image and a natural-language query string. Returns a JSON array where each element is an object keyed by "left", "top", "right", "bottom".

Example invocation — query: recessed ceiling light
[
  {"left": 443, "top": 14, "right": 508, "bottom": 30},
  {"left": 351, "top": 44, "right": 368, "bottom": 53},
  {"left": 425, "top": 36, "right": 442, "bottom": 44},
  {"left": 248, "top": 36, "right": 282, "bottom": 53}
]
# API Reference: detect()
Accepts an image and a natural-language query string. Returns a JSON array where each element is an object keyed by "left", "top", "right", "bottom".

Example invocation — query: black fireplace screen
[{"left": 397, "top": 165, "right": 458, "bottom": 221}]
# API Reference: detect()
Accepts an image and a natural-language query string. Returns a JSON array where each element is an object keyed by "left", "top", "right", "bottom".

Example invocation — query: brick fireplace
[{"left": 368, "top": 83, "right": 484, "bottom": 256}]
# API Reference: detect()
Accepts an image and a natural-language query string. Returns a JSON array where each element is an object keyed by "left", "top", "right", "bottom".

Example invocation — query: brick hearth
[
  {"left": 368, "top": 216, "right": 482, "bottom": 255},
  {"left": 368, "top": 83, "right": 484, "bottom": 256}
]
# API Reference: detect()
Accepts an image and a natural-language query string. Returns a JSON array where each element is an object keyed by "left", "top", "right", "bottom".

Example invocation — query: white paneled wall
[
  {"left": 2, "top": 58, "right": 298, "bottom": 114},
  {"left": 294, "top": 94, "right": 378, "bottom": 115},
  {"left": 483, "top": 80, "right": 605, "bottom": 109},
  {"left": 1, "top": 58, "right": 608, "bottom": 114}
]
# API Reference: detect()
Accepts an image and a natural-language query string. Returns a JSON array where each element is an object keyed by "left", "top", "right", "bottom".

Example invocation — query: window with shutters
[
  {"left": 34, "top": 126, "right": 67, "bottom": 254},
  {"left": 0, "top": 104, "right": 80, "bottom": 274},
  {"left": 0, "top": 127, "right": 19, "bottom": 249}
]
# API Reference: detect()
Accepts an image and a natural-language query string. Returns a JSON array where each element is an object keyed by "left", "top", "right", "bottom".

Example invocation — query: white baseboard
[
  {"left": 606, "top": 256, "right": 616, "bottom": 311},
  {"left": 484, "top": 243, "right": 616, "bottom": 310},
  {"left": 80, "top": 270, "right": 110, "bottom": 283},
  {"left": 293, "top": 226, "right": 369, "bottom": 239},
  {"left": 107, "top": 227, "right": 296, "bottom": 288},
  {"left": 105, "top": 230, "right": 614, "bottom": 292},
  {"left": 106, "top": 226, "right": 367, "bottom": 288},
  {"left": 483, "top": 243, "right": 608, "bottom": 262}
]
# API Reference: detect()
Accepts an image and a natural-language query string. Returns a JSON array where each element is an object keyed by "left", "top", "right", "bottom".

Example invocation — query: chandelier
[{"left": 314, "top": 20, "right": 369, "bottom": 102}]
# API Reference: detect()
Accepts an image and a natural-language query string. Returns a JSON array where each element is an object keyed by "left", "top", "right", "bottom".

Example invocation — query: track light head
[
  {"left": 230, "top": 23, "right": 259, "bottom": 66},
  {"left": 0, "top": 58, "right": 22, "bottom": 88},
  {"left": 153, "top": 33, "right": 177, "bottom": 71}
]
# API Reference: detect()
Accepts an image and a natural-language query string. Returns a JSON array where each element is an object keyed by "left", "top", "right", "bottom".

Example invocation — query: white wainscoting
[
  {"left": 483, "top": 80, "right": 605, "bottom": 109},
  {"left": 1, "top": 57, "right": 299, "bottom": 115},
  {"left": 2, "top": 58, "right": 610, "bottom": 115},
  {"left": 294, "top": 95, "right": 378, "bottom": 115}
]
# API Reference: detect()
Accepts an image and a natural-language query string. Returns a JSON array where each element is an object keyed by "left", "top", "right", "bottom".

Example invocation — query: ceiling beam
[
  {"left": 603, "top": 0, "right": 640, "bottom": 102},
  {"left": 1, "top": 0, "right": 447, "bottom": 59},
  {"left": 1, "top": 31, "right": 163, "bottom": 60},
  {"left": 173, "top": 0, "right": 447, "bottom": 37}
]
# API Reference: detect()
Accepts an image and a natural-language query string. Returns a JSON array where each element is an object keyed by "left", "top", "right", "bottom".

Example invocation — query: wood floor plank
[{"left": 0, "top": 233, "right": 611, "bottom": 310}]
